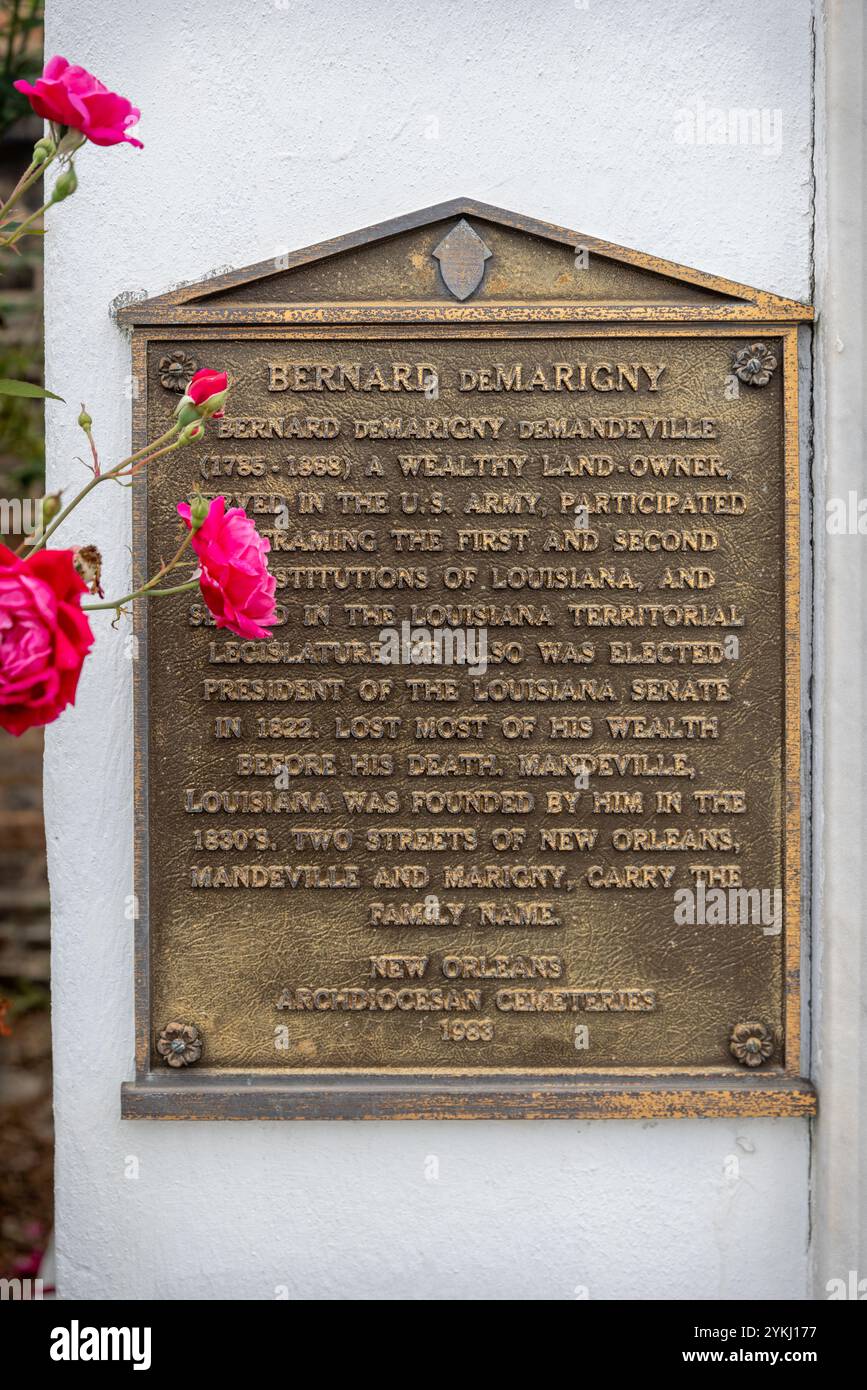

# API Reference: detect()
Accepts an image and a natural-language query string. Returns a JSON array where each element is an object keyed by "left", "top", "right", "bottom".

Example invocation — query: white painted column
[{"left": 811, "top": 0, "right": 867, "bottom": 1300}]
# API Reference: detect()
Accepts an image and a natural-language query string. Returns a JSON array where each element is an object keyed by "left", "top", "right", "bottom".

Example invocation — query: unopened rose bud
[
  {"left": 195, "top": 387, "right": 228, "bottom": 421},
  {"left": 187, "top": 369, "right": 229, "bottom": 421},
  {"left": 51, "top": 163, "right": 78, "bottom": 203},
  {"left": 40, "top": 493, "right": 62, "bottom": 526},
  {"left": 78, "top": 405, "right": 93, "bottom": 432},
  {"left": 178, "top": 419, "right": 205, "bottom": 446},
  {"left": 173, "top": 398, "right": 201, "bottom": 429},
  {"left": 33, "top": 135, "right": 56, "bottom": 165},
  {"left": 72, "top": 545, "right": 104, "bottom": 597},
  {"left": 188, "top": 494, "right": 210, "bottom": 532}
]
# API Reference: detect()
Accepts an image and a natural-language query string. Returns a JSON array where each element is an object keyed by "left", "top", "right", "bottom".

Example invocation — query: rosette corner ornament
[
  {"left": 729, "top": 1020, "right": 774, "bottom": 1068},
  {"left": 731, "top": 342, "right": 777, "bottom": 387},
  {"left": 157, "top": 1021, "right": 203, "bottom": 1068},
  {"left": 158, "top": 350, "right": 198, "bottom": 393}
]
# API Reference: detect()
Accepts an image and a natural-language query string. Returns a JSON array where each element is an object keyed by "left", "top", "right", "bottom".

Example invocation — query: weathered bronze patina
[{"left": 120, "top": 200, "right": 814, "bottom": 1119}]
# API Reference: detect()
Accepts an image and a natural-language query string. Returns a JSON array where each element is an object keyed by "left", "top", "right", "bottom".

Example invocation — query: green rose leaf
[
  {"left": 0, "top": 378, "right": 64, "bottom": 401},
  {"left": 0, "top": 222, "right": 47, "bottom": 235}
]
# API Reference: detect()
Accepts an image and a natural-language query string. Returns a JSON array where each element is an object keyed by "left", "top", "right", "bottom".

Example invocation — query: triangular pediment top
[{"left": 118, "top": 198, "right": 813, "bottom": 323}]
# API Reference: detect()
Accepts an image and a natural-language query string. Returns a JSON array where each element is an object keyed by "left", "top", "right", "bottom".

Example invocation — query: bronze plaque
[{"left": 121, "top": 200, "right": 815, "bottom": 1119}]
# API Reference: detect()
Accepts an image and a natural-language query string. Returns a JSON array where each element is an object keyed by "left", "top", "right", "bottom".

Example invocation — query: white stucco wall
[
  {"left": 811, "top": 0, "right": 867, "bottom": 1299},
  {"left": 44, "top": 0, "right": 817, "bottom": 1300}
]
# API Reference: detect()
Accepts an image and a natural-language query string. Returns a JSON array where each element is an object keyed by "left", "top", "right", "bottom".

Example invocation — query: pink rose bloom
[
  {"left": 178, "top": 497, "right": 277, "bottom": 640},
  {"left": 187, "top": 369, "right": 228, "bottom": 417},
  {"left": 15, "top": 55, "right": 142, "bottom": 148},
  {"left": 0, "top": 544, "right": 94, "bottom": 737}
]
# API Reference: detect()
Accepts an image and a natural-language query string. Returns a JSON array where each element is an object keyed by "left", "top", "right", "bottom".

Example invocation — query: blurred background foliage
[
  {"left": 0, "top": 1, "right": 44, "bottom": 137},
  {"left": 0, "top": 1, "right": 46, "bottom": 500},
  {"left": 0, "top": 0, "right": 53, "bottom": 1291}
]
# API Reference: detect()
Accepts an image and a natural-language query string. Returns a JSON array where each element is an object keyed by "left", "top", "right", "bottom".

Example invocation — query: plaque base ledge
[{"left": 121, "top": 1073, "right": 816, "bottom": 1121}]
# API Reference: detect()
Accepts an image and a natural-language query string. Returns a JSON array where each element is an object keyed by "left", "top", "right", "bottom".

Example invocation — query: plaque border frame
[{"left": 120, "top": 203, "right": 815, "bottom": 1120}]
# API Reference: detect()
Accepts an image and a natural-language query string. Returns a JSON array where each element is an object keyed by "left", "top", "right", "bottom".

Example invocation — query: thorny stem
[
  {"left": 82, "top": 578, "right": 198, "bottom": 612},
  {"left": 0, "top": 157, "right": 38, "bottom": 212},
  {"left": 0, "top": 152, "right": 53, "bottom": 228},
  {"left": 81, "top": 532, "right": 197, "bottom": 613},
  {"left": 0, "top": 128, "right": 85, "bottom": 235},
  {"left": 19, "top": 425, "right": 182, "bottom": 556},
  {"left": 15, "top": 470, "right": 101, "bottom": 555},
  {"left": 0, "top": 193, "right": 51, "bottom": 246},
  {"left": 113, "top": 436, "right": 185, "bottom": 480}
]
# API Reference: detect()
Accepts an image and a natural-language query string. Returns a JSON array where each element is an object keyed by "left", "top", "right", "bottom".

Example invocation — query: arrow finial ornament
[{"left": 432, "top": 220, "right": 492, "bottom": 301}]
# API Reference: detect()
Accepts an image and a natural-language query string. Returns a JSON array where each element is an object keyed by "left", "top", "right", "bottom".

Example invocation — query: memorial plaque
[{"left": 120, "top": 200, "right": 816, "bottom": 1119}]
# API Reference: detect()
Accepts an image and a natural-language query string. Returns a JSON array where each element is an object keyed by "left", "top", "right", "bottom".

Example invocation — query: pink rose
[
  {"left": 187, "top": 369, "right": 228, "bottom": 417},
  {"left": 175, "top": 369, "right": 229, "bottom": 429},
  {"left": 178, "top": 497, "right": 277, "bottom": 640},
  {"left": 15, "top": 55, "right": 142, "bottom": 149},
  {"left": 0, "top": 544, "right": 94, "bottom": 737}
]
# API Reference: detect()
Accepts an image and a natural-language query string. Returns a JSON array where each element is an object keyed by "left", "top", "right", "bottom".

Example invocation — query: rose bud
[
  {"left": 77, "top": 405, "right": 93, "bottom": 432},
  {"left": 188, "top": 494, "right": 210, "bottom": 532},
  {"left": 177, "top": 419, "right": 205, "bottom": 446},
  {"left": 40, "top": 493, "right": 63, "bottom": 526},
  {"left": 50, "top": 163, "right": 78, "bottom": 203},
  {"left": 33, "top": 135, "right": 56, "bottom": 165},
  {"left": 186, "top": 369, "right": 229, "bottom": 419}
]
